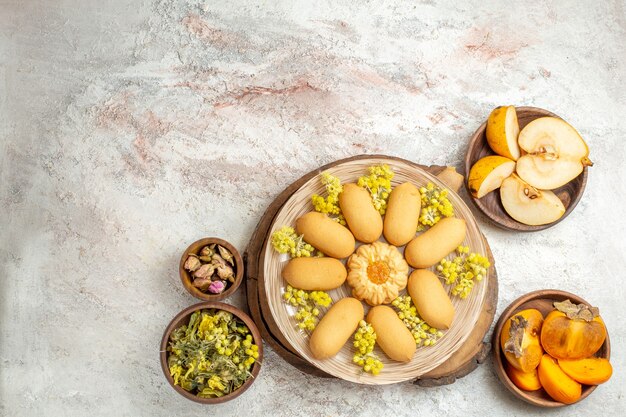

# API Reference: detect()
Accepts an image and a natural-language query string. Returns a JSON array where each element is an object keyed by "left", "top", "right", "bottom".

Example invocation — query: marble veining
[{"left": 1, "top": 0, "right": 625, "bottom": 416}]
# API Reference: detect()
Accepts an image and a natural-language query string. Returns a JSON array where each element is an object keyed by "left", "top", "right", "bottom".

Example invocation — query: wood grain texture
[
  {"left": 179, "top": 237, "right": 244, "bottom": 301},
  {"left": 464, "top": 107, "right": 588, "bottom": 232},
  {"left": 492, "top": 289, "right": 610, "bottom": 407},
  {"left": 159, "top": 301, "right": 263, "bottom": 404},
  {"left": 245, "top": 154, "right": 499, "bottom": 385}
]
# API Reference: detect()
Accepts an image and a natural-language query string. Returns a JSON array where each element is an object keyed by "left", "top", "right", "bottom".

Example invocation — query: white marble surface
[{"left": 2, "top": 0, "right": 626, "bottom": 415}]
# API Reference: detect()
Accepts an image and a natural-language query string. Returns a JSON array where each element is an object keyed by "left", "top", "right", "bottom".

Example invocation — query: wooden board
[{"left": 245, "top": 154, "right": 499, "bottom": 385}]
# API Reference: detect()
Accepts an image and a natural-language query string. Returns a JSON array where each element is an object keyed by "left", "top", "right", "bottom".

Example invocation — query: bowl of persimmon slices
[{"left": 493, "top": 289, "right": 612, "bottom": 407}]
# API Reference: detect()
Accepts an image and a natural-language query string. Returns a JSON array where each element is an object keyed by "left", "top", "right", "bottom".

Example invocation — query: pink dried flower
[
  {"left": 193, "top": 264, "right": 215, "bottom": 279},
  {"left": 208, "top": 280, "right": 226, "bottom": 294}
]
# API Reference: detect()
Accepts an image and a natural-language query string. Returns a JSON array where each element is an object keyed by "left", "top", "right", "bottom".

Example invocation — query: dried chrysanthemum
[{"left": 167, "top": 309, "right": 259, "bottom": 398}]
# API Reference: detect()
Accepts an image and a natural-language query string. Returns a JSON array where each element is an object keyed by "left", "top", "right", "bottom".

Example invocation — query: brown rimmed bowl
[
  {"left": 160, "top": 301, "right": 263, "bottom": 404},
  {"left": 492, "top": 289, "right": 611, "bottom": 407},
  {"left": 180, "top": 237, "right": 244, "bottom": 301},
  {"left": 464, "top": 106, "right": 588, "bottom": 232}
]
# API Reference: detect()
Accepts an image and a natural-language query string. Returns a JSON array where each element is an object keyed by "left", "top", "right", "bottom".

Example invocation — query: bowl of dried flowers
[
  {"left": 180, "top": 237, "right": 243, "bottom": 301},
  {"left": 160, "top": 301, "right": 263, "bottom": 403}
]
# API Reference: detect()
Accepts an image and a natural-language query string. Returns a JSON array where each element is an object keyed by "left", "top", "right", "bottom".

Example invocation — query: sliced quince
[
  {"left": 506, "top": 363, "right": 542, "bottom": 391},
  {"left": 468, "top": 155, "right": 516, "bottom": 198},
  {"left": 516, "top": 117, "right": 593, "bottom": 190},
  {"left": 486, "top": 106, "right": 521, "bottom": 160},
  {"left": 500, "top": 174, "right": 565, "bottom": 226}
]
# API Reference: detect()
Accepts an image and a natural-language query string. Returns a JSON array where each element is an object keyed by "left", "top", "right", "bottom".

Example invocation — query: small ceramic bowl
[
  {"left": 179, "top": 237, "right": 244, "bottom": 301},
  {"left": 160, "top": 301, "right": 263, "bottom": 404},
  {"left": 464, "top": 106, "right": 588, "bottom": 232},
  {"left": 492, "top": 289, "right": 611, "bottom": 407}
]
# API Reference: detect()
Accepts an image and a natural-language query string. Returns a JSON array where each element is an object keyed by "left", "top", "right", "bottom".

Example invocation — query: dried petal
[
  {"left": 193, "top": 277, "right": 212, "bottom": 291},
  {"left": 208, "top": 280, "right": 226, "bottom": 294},
  {"left": 212, "top": 254, "right": 226, "bottom": 266},
  {"left": 554, "top": 299, "right": 599, "bottom": 322},
  {"left": 218, "top": 245, "right": 235, "bottom": 266},
  {"left": 200, "top": 246, "right": 214, "bottom": 257},
  {"left": 197, "top": 255, "right": 213, "bottom": 262},
  {"left": 216, "top": 263, "right": 234, "bottom": 280},
  {"left": 184, "top": 255, "right": 202, "bottom": 272},
  {"left": 503, "top": 315, "right": 527, "bottom": 358},
  {"left": 193, "top": 264, "right": 215, "bottom": 279}
]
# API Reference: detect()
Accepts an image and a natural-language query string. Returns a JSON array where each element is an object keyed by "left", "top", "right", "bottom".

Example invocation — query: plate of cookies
[{"left": 263, "top": 156, "right": 493, "bottom": 384}]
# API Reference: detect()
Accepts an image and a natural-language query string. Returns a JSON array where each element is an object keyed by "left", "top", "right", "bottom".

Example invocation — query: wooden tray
[{"left": 245, "top": 155, "right": 499, "bottom": 385}]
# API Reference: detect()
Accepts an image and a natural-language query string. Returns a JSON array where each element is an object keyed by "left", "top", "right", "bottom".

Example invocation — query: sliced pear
[
  {"left": 516, "top": 117, "right": 593, "bottom": 190},
  {"left": 500, "top": 174, "right": 565, "bottom": 226},
  {"left": 486, "top": 106, "right": 521, "bottom": 160},
  {"left": 468, "top": 155, "right": 516, "bottom": 198}
]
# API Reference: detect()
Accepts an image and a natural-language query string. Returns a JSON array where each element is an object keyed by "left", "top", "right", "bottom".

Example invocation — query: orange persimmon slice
[
  {"left": 506, "top": 362, "right": 542, "bottom": 391},
  {"left": 558, "top": 357, "right": 613, "bottom": 385},
  {"left": 538, "top": 354, "right": 582, "bottom": 404}
]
